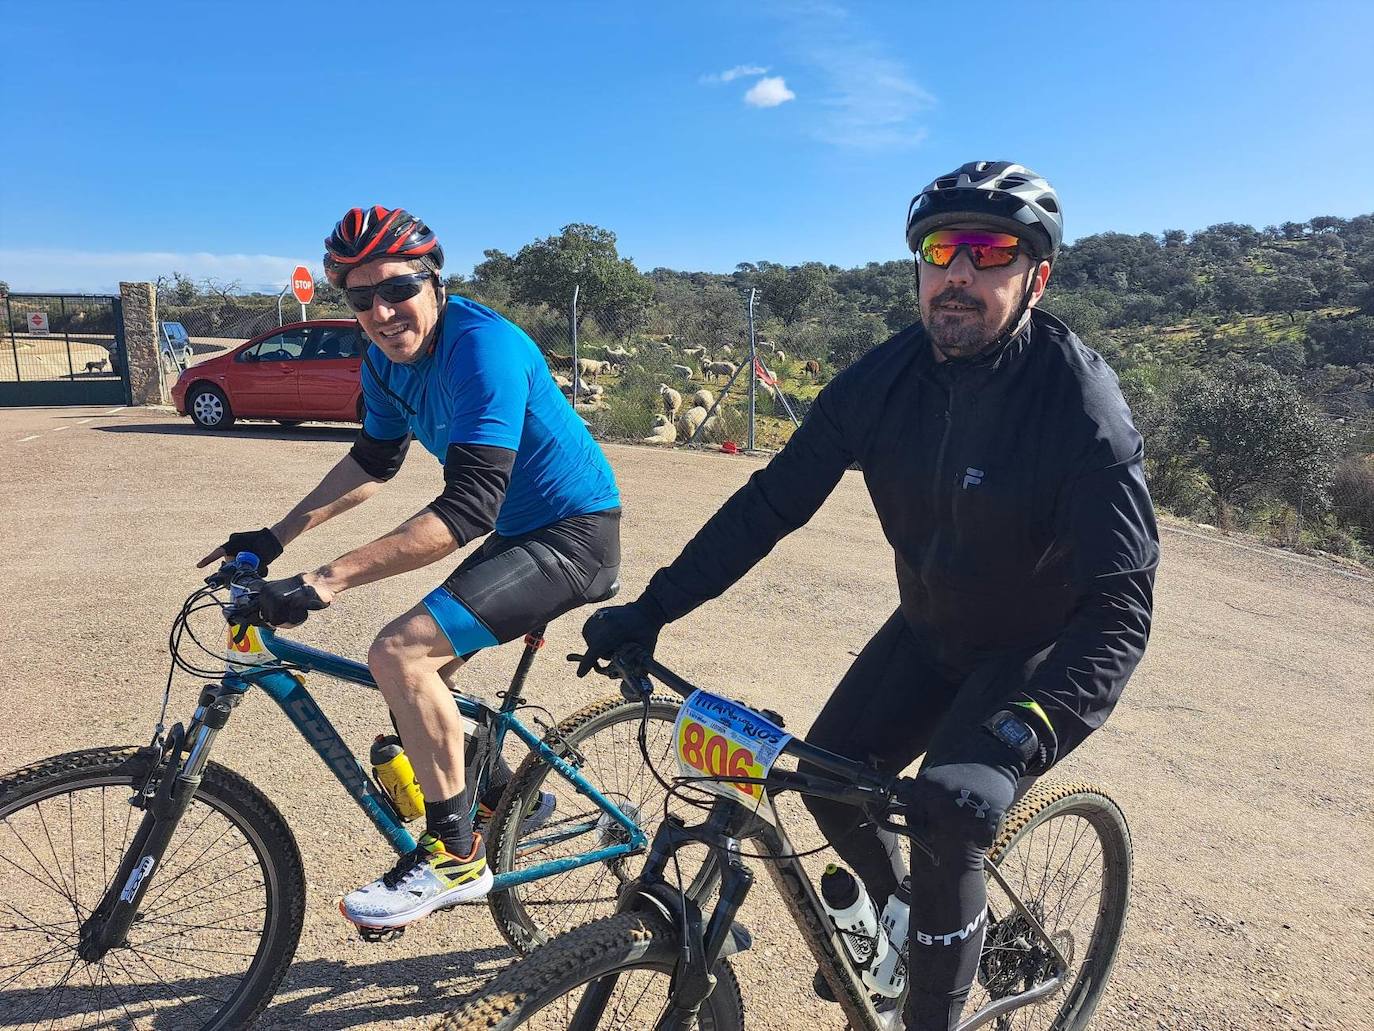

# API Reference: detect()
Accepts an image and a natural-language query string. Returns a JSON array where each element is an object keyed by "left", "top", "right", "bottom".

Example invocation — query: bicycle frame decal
[{"left": 230, "top": 629, "right": 650, "bottom": 887}]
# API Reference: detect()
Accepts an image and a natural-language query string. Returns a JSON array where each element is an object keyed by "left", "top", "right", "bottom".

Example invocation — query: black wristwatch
[{"left": 982, "top": 709, "right": 1041, "bottom": 768}]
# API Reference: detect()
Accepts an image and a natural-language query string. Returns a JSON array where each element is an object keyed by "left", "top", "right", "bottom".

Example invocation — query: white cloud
[
  {"left": 745, "top": 76, "right": 796, "bottom": 108},
  {"left": 784, "top": 5, "right": 935, "bottom": 149},
  {"left": 701, "top": 64, "right": 769, "bottom": 84},
  {"left": 0, "top": 249, "right": 308, "bottom": 294}
]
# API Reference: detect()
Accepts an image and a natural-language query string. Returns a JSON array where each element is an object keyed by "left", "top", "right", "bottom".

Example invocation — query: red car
[{"left": 173, "top": 320, "right": 366, "bottom": 430}]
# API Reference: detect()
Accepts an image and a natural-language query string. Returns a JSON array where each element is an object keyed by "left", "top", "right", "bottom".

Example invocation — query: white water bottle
[
  {"left": 819, "top": 864, "right": 888, "bottom": 973},
  {"left": 863, "top": 876, "right": 912, "bottom": 998}
]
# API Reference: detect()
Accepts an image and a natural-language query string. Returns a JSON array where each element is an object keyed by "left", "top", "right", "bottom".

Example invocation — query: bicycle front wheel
[
  {"left": 434, "top": 912, "right": 744, "bottom": 1031},
  {"left": 969, "top": 781, "right": 1132, "bottom": 1031},
  {"left": 0, "top": 745, "right": 306, "bottom": 1030},
  {"left": 487, "top": 694, "right": 713, "bottom": 953}
]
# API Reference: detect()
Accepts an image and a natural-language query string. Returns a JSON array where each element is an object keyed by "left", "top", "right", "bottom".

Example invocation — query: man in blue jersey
[{"left": 197, "top": 206, "right": 622, "bottom": 930}]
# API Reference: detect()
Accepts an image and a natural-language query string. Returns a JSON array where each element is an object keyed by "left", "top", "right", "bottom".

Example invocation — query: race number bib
[
  {"left": 224, "top": 622, "right": 273, "bottom": 666},
  {"left": 675, "top": 690, "right": 791, "bottom": 823}
]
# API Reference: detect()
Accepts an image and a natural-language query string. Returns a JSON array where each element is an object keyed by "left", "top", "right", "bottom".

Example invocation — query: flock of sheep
[{"left": 542, "top": 337, "right": 818, "bottom": 447}]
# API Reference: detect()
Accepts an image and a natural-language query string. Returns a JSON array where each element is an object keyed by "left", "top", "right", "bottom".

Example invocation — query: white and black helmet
[{"left": 906, "top": 161, "right": 1063, "bottom": 261}]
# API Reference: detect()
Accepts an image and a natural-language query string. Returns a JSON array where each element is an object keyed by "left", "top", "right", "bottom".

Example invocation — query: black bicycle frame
[{"left": 598, "top": 652, "right": 1074, "bottom": 1031}]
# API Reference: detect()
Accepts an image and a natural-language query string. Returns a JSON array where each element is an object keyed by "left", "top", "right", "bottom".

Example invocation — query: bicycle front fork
[{"left": 78, "top": 686, "right": 241, "bottom": 961}]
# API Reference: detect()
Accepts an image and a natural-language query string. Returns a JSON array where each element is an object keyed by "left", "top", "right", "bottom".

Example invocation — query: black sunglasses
[{"left": 344, "top": 272, "right": 435, "bottom": 313}]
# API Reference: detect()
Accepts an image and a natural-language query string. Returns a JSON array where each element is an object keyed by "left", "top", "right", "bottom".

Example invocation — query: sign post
[{"left": 291, "top": 265, "right": 314, "bottom": 322}]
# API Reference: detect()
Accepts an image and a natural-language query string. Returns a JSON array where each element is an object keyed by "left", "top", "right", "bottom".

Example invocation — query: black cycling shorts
[{"left": 422, "top": 508, "right": 621, "bottom": 655}]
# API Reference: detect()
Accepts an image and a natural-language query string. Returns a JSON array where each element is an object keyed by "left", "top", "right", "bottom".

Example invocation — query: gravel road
[{"left": 0, "top": 404, "right": 1369, "bottom": 1030}]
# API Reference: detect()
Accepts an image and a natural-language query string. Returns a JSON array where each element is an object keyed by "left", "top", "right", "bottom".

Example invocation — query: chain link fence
[{"left": 162, "top": 279, "right": 822, "bottom": 452}]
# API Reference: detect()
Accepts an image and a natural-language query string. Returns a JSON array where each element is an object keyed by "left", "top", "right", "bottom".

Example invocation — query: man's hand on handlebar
[
  {"left": 197, "top": 527, "right": 284, "bottom": 575},
  {"left": 576, "top": 598, "right": 668, "bottom": 678},
  {"left": 226, "top": 572, "right": 333, "bottom": 629}
]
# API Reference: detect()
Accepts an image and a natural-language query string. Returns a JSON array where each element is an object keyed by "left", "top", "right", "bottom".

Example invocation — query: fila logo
[{"left": 962, "top": 467, "right": 985, "bottom": 490}]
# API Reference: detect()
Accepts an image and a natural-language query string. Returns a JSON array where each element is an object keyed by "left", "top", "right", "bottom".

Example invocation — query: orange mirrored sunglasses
[{"left": 919, "top": 229, "right": 1022, "bottom": 270}]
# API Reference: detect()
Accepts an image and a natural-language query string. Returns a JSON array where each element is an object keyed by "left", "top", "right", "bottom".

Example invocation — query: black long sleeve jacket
[{"left": 643, "top": 309, "right": 1159, "bottom": 754}]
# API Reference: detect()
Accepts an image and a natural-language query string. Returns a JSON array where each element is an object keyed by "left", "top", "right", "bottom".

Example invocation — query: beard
[{"left": 922, "top": 286, "right": 1022, "bottom": 360}]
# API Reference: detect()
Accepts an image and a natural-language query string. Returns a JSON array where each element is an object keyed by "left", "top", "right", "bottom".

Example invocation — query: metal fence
[
  {"left": 1, "top": 293, "right": 129, "bottom": 406},
  {"left": 510, "top": 287, "right": 816, "bottom": 452},
  {"left": 166, "top": 283, "right": 822, "bottom": 452}
]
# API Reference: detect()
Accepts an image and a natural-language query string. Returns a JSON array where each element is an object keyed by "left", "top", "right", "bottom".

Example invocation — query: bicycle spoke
[{"left": 0, "top": 829, "right": 79, "bottom": 908}]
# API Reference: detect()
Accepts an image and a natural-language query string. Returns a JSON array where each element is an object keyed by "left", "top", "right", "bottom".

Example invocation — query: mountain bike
[
  {"left": 0, "top": 556, "right": 691, "bottom": 1030},
  {"left": 438, "top": 647, "right": 1132, "bottom": 1031}
]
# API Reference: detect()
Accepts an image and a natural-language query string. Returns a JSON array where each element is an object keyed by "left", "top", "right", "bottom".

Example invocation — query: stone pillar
[{"left": 119, "top": 281, "right": 166, "bottom": 405}]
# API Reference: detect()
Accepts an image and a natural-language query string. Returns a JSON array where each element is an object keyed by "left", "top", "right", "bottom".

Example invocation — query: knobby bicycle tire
[
  {"left": 0, "top": 745, "right": 306, "bottom": 1030},
  {"left": 976, "top": 781, "right": 1132, "bottom": 1031},
  {"left": 434, "top": 912, "right": 744, "bottom": 1031},
  {"left": 488, "top": 693, "right": 713, "bottom": 953}
]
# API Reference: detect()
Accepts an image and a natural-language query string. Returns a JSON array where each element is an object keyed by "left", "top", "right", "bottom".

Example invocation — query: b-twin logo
[
  {"left": 913, "top": 908, "right": 988, "bottom": 947},
  {"left": 961, "top": 467, "right": 984, "bottom": 490},
  {"left": 956, "top": 789, "right": 990, "bottom": 818}
]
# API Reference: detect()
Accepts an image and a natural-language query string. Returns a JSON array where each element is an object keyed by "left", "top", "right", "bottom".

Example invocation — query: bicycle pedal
[{"left": 355, "top": 924, "right": 405, "bottom": 943}]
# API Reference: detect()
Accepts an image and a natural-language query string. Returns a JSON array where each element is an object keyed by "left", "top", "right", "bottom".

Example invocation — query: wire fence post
[
  {"left": 746, "top": 288, "right": 757, "bottom": 452},
  {"left": 571, "top": 283, "right": 581, "bottom": 407},
  {"left": 276, "top": 286, "right": 288, "bottom": 327}
]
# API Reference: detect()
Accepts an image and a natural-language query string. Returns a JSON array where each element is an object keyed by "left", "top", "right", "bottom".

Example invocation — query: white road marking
[
  {"left": 52, "top": 426, "right": 69, "bottom": 432},
  {"left": 18, "top": 435, "right": 39, "bottom": 442},
  {"left": 104, "top": 407, "right": 126, "bottom": 415},
  {"left": 77, "top": 418, "right": 93, "bottom": 424}
]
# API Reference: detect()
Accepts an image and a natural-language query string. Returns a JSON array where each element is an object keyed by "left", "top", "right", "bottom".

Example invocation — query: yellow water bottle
[{"left": 370, "top": 735, "right": 426, "bottom": 822}]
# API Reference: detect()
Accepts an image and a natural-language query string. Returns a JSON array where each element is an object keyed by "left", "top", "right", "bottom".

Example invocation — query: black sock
[{"left": 425, "top": 791, "right": 476, "bottom": 858}]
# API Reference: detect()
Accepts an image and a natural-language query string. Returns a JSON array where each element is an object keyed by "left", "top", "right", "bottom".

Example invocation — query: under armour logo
[
  {"left": 961, "top": 467, "right": 984, "bottom": 489},
  {"left": 956, "top": 790, "right": 990, "bottom": 818}
]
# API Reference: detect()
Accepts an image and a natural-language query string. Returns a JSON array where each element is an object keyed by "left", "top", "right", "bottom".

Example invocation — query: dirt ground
[{"left": 0, "top": 404, "right": 1370, "bottom": 1030}]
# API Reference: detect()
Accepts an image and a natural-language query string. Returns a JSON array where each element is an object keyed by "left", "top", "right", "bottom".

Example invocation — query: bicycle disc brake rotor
[{"left": 978, "top": 902, "right": 1074, "bottom": 1000}]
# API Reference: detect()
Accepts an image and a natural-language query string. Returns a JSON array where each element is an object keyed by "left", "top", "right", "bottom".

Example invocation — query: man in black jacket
[{"left": 580, "top": 161, "right": 1158, "bottom": 1029}]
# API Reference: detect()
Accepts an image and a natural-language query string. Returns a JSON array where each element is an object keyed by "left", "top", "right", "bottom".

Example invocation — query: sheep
[
  {"left": 545, "top": 350, "right": 574, "bottom": 370},
  {"left": 676, "top": 405, "right": 709, "bottom": 441},
  {"left": 670, "top": 363, "right": 694, "bottom": 380},
  {"left": 561, "top": 378, "right": 604, "bottom": 400},
  {"left": 804, "top": 359, "right": 822, "bottom": 377},
  {"left": 681, "top": 346, "right": 706, "bottom": 361},
  {"left": 719, "top": 344, "right": 735, "bottom": 356},
  {"left": 659, "top": 384, "right": 682, "bottom": 419},
  {"left": 552, "top": 372, "right": 573, "bottom": 388},
  {"left": 605, "top": 345, "right": 634, "bottom": 359},
  {"left": 642, "top": 414, "right": 676, "bottom": 446},
  {"left": 774, "top": 349, "right": 786, "bottom": 363},
  {"left": 691, "top": 388, "right": 714, "bottom": 410},
  {"left": 704, "top": 361, "right": 737, "bottom": 382},
  {"left": 577, "top": 357, "right": 611, "bottom": 380}
]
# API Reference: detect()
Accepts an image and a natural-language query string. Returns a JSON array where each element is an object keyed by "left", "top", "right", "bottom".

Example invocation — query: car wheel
[
  {"left": 189, "top": 385, "right": 235, "bottom": 430},
  {"left": 276, "top": 420, "right": 303, "bottom": 427}
]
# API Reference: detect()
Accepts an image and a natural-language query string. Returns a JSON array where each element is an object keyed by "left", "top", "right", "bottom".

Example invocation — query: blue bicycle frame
[{"left": 222, "top": 628, "right": 647, "bottom": 892}]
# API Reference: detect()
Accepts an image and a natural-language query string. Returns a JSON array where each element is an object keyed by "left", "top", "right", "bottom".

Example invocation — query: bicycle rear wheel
[
  {"left": 968, "top": 781, "right": 1132, "bottom": 1031},
  {"left": 0, "top": 745, "right": 306, "bottom": 1030},
  {"left": 434, "top": 912, "right": 744, "bottom": 1030},
  {"left": 487, "top": 694, "right": 715, "bottom": 953}
]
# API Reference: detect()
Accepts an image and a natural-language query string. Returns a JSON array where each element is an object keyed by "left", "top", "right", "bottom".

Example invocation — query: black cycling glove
[
  {"left": 221, "top": 527, "right": 284, "bottom": 574},
  {"left": 258, "top": 575, "right": 328, "bottom": 628},
  {"left": 577, "top": 596, "right": 669, "bottom": 677}
]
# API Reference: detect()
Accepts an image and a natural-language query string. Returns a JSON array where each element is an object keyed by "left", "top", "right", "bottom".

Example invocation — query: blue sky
[{"left": 2, "top": 0, "right": 1371, "bottom": 293}]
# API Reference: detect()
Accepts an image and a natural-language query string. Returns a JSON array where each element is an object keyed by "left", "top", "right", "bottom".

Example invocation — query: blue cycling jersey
[{"left": 361, "top": 296, "right": 620, "bottom": 536}]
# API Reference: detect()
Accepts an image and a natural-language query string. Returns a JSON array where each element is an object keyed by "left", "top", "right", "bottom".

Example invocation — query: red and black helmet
[{"left": 323, "top": 206, "right": 444, "bottom": 286}]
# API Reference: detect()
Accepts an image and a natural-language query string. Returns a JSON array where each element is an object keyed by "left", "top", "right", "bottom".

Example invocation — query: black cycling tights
[{"left": 800, "top": 610, "right": 1038, "bottom": 1031}]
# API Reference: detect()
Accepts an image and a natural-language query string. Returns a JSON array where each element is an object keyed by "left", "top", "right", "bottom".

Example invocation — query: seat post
[{"left": 500, "top": 624, "right": 547, "bottom": 711}]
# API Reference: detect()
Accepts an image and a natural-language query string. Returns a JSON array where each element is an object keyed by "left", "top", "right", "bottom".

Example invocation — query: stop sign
[{"left": 291, "top": 266, "right": 315, "bottom": 305}]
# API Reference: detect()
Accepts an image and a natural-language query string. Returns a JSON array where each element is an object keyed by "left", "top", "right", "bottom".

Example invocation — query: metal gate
[{"left": 1, "top": 293, "right": 131, "bottom": 407}]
